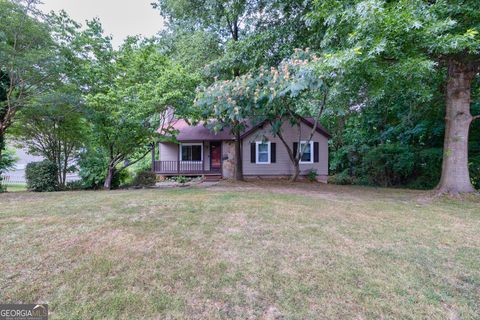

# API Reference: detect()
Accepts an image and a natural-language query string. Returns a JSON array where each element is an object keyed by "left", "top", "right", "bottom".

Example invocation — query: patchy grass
[
  {"left": 2, "top": 183, "right": 27, "bottom": 192},
  {"left": 0, "top": 182, "right": 479, "bottom": 319}
]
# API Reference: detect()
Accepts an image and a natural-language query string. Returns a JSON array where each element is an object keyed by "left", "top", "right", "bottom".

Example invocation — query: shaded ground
[{"left": 0, "top": 182, "right": 479, "bottom": 319}]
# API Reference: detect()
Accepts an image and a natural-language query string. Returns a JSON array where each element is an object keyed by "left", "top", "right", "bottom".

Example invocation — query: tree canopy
[{"left": 0, "top": 0, "right": 478, "bottom": 193}]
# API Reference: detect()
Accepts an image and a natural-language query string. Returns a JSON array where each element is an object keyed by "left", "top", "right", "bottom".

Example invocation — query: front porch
[
  {"left": 152, "top": 140, "right": 223, "bottom": 176},
  {"left": 152, "top": 160, "right": 222, "bottom": 176}
]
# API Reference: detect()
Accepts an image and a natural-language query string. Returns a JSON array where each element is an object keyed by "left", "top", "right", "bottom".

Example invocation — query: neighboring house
[
  {"left": 2, "top": 146, "right": 79, "bottom": 184},
  {"left": 153, "top": 117, "right": 331, "bottom": 182},
  {"left": 2, "top": 147, "right": 43, "bottom": 184}
]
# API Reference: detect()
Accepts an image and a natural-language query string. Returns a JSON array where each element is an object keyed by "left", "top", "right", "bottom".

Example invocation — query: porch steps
[{"left": 203, "top": 174, "right": 222, "bottom": 182}]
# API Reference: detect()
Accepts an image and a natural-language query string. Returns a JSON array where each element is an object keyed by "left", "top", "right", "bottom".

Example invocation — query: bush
[
  {"left": 1, "top": 148, "right": 18, "bottom": 193},
  {"left": 78, "top": 150, "right": 129, "bottom": 189},
  {"left": 328, "top": 170, "right": 354, "bottom": 185},
  {"left": 25, "top": 160, "right": 58, "bottom": 192},
  {"left": 175, "top": 175, "right": 188, "bottom": 184},
  {"left": 78, "top": 150, "right": 108, "bottom": 189},
  {"left": 132, "top": 171, "right": 157, "bottom": 187},
  {"left": 306, "top": 169, "right": 318, "bottom": 182},
  {"left": 65, "top": 180, "right": 86, "bottom": 191},
  {"left": 407, "top": 148, "right": 443, "bottom": 190},
  {"left": 359, "top": 143, "right": 415, "bottom": 187},
  {"left": 0, "top": 148, "right": 17, "bottom": 174}
]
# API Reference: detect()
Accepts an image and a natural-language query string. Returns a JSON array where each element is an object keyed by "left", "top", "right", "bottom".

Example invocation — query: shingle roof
[
  {"left": 162, "top": 118, "right": 331, "bottom": 142},
  {"left": 170, "top": 120, "right": 235, "bottom": 141}
]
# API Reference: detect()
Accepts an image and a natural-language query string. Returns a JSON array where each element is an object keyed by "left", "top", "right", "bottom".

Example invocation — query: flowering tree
[
  {"left": 196, "top": 49, "right": 331, "bottom": 181},
  {"left": 253, "top": 49, "right": 330, "bottom": 181},
  {"left": 195, "top": 74, "right": 258, "bottom": 180}
]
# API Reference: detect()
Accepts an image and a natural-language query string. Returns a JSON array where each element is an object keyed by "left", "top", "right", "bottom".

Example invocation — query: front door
[{"left": 210, "top": 142, "right": 222, "bottom": 172}]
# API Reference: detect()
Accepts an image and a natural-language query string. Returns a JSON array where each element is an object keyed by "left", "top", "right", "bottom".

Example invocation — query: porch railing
[{"left": 153, "top": 160, "right": 205, "bottom": 174}]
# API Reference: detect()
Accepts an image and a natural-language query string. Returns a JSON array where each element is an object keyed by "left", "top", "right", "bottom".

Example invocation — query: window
[
  {"left": 180, "top": 144, "right": 202, "bottom": 161},
  {"left": 256, "top": 141, "right": 271, "bottom": 164},
  {"left": 299, "top": 141, "right": 313, "bottom": 163}
]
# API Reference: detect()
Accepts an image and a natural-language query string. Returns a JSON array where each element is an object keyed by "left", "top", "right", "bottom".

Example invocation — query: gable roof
[
  {"left": 170, "top": 119, "right": 235, "bottom": 141},
  {"left": 240, "top": 117, "right": 331, "bottom": 139},
  {"left": 163, "top": 117, "right": 331, "bottom": 142}
]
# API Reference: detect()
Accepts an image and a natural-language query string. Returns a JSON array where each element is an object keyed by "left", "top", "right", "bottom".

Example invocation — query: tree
[
  {"left": 195, "top": 74, "right": 255, "bottom": 180},
  {"left": 153, "top": 0, "right": 263, "bottom": 180},
  {"left": 0, "top": 0, "right": 56, "bottom": 168},
  {"left": 196, "top": 49, "right": 329, "bottom": 181},
  {"left": 0, "top": 70, "right": 9, "bottom": 166},
  {"left": 156, "top": 27, "right": 223, "bottom": 77},
  {"left": 254, "top": 50, "right": 330, "bottom": 181},
  {"left": 308, "top": 0, "right": 480, "bottom": 194},
  {"left": 85, "top": 39, "right": 198, "bottom": 190},
  {"left": 154, "top": 0, "right": 330, "bottom": 180},
  {"left": 12, "top": 90, "right": 85, "bottom": 187}
]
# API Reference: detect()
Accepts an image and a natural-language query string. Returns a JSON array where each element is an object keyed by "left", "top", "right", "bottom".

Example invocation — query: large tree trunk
[
  {"left": 234, "top": 130, "right": 243, "bottom": 181},
  {"left": 437, "top": 59, "right": 477, "bottom": 195},
  {"left": 104, "top": 165, "right": 115, "bottom": 190}
]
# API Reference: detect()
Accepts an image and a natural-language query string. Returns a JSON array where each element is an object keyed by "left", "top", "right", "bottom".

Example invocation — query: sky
[{"left": 39, "top": 0, "right": 166, "bottom": 47}]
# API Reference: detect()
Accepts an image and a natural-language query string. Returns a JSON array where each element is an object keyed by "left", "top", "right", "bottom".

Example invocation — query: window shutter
[
  {"left": 250, "top": 143, "right": 256, "bottom": 163},
  {"left": 314, "top": 142, "right": 319, "bottom": 163},
  {"left": 271, "top": 143, "right": 276, "bottom": 163},
  {"left": 293, "top": 142, "right": 298, "bottom": 158}
]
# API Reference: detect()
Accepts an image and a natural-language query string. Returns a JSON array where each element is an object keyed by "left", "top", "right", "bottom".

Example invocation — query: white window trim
[
  {"left": 179, "top": 143, "right": 203, "bottom": 162},
  {"left": 299, "top": 141, "right": 314, "bottom": 164},
  {"left": 256, "top": 141, "right": 271, "bottom": 164}
]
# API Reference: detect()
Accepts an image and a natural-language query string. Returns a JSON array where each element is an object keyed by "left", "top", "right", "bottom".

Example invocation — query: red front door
[{"left": 210, "top": 142, "right": 221, "bottom": 171}]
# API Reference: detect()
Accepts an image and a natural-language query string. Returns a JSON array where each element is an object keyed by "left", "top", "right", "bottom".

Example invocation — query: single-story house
[{"left": 152, "top": 117, "right": 330, "bottom": 182}]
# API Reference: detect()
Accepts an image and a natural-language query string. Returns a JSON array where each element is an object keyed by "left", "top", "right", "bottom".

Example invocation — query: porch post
[
  {"left": 151, "top": 142, "right": 155, "bottom": 172},
  {"left": 177, "top": 144, "right": 180, "bottom": 174},
  {"left": 202, "top": 141, "right": 205, "bottom": 174}
]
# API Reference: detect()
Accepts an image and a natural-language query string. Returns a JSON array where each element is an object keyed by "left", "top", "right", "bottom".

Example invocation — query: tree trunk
[
  {"left": 290, "top": 162, "right": 300, "bottom": 182},
  {"left": 437, "top": 59, "right": 477, "bottom": 195},
  {"left": 61, "top": 155, "right": 68, "bottom": 188},
  {"left": 104, "top": 166, "right": 115, "bottom": 190},
  {"left": 234, "top": 130, "right": 243, "bottom": 181},
  {"left": 0, "top": 132, "right": 4, "bottom": 171}
]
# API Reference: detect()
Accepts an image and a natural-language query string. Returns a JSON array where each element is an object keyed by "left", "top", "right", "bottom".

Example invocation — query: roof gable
[{"left": 240, "top": 117, "right": 331, "bottom": 140}]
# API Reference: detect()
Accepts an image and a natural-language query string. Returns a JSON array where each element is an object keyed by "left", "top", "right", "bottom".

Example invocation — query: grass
[
  {"left": 2, "top": 183, "right": 27, "bottom": 192},
  {"left": 0, "top": 181, "right": 479, "bottom": 319}
]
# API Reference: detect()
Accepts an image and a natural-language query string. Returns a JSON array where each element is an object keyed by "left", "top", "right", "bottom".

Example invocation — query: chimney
[{"left": 165, "top": 106, "right": 175, "bottom": 123}]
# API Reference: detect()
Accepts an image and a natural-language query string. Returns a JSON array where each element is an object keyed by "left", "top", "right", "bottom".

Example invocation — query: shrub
[
  {"left": 78, "top": 150, "right": 108, "bottom": 189},
  {"left": 78, "top": 150, "right": 129, "bottom": 189},
  {"left": 359, "top": 143, "right": 415, "bottom": 187},
  {"left": 328, "top": 170, "right": 354, "bottom": 185},
  {"left": 25, "top": 160, "right": 58, "bottom": 192},
  {"left": 175, "top": 175, "right": 188, "bottom": 184},
  {"left": 306, "top": 169, "right": 318, "bottom": 182},
  {"left": 407, "top": 148, "right": 443, "bottom": 190},
  {"left": 0, "top": 148, "right": 17, "bottom": 174},
  {"left": 132, "top": 171, "right": 157, "bottom": 187},
  {"left": 65, "top": 180, "right": 86, "bottom": 191},
  {"left": 0, "top": 148, "right": 17, "bottom": 193}
]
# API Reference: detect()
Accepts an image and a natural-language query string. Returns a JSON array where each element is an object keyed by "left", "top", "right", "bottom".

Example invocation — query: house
[{"left": 152, "top": 117, "right": 331, "bottom": 182}]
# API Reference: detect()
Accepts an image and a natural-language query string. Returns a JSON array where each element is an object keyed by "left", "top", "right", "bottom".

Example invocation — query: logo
[{"left": 0, "top": 304, "right": 48, "bottom": 320}]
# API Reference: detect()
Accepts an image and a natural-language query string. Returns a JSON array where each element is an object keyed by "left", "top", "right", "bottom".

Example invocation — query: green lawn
[
  {"left": 2, "top": 183, "right": 27, "bottom": 192},
  {"left": 0, "top": 182, "right": 479, "bottom": 319}
]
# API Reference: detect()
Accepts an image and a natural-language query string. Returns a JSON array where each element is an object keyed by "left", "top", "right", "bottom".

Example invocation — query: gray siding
[
  {"left": 158, "top": 141, "right": 210, "bottom": 171},
  {"left": 158, "top": 142, "right": 178, "bottom": 161},
  {"left": 241, "top": 122, "right": 328, "bottom": 176},
  {"left": 158, "top": 121, "right": 329, "bottom": 178}
]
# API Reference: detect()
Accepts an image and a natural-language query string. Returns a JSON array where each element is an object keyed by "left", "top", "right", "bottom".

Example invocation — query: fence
[{"left": 0, "top": 175, "right": 25, "bottom": 185}]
